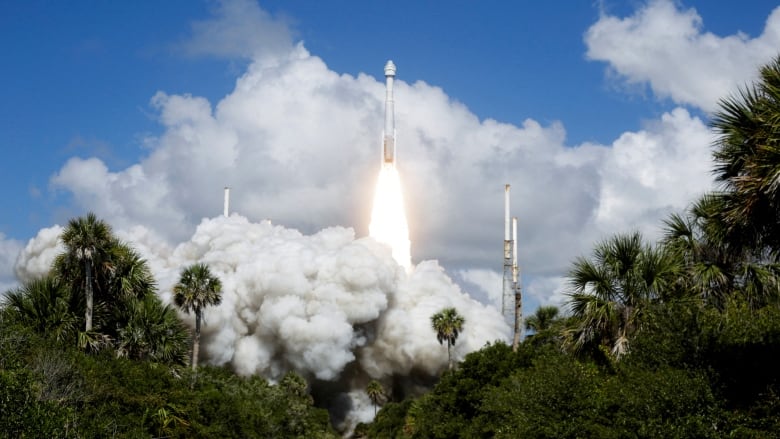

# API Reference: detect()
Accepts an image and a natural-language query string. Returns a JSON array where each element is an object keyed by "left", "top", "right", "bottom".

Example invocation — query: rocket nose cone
[{"left": 384, "top": 60, "right": 396, "bottom": 77}]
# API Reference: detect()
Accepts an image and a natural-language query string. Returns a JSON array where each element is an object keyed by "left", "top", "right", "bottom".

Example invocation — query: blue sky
[{"left": 2, "top": 0, "right": 780, "bottom": 308}]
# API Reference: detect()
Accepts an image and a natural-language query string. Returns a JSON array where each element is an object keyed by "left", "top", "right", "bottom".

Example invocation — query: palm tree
[
  {"left": 710, "top": 55, "right": 780, "bottom": 253},
  {"left": 431, "top": 307, "right": 465, "bottom": 370},
  {"left": 108, "top": 243, "right": 155, "bottom": 301},
  {"left": 525, "top": 306, "right": 560, "bottom": 333},
  {"left": 116, "top": 295, "right": 189, "bottom": 364},
  {"left": 566, "top": 232, "right": 679, "bottom": 359},
  {"left": 173, "top": 263, "right": 222, "bottom": 372},
  {"left": 2, "top": 275, "right": 80, "bottom": 343},
  {"left": 366, "top": 380, "right": 385, "bottom": 416},
  {"left": 662, "top": 196, "right": 780, "bottom": 309},
  {"left": 57, "top": 213, "right": 113, "bottom": 332}
]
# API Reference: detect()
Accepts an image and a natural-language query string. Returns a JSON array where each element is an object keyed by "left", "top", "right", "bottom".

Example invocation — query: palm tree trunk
[
  {"left": 192, "top": 308, "right": 201, "bottom": 372},
  {"left": 447, "top": 341, "right": 453, "bottom": 370},
  {"left": 85, "top": 259, "right": 93, "bottom": 332}
]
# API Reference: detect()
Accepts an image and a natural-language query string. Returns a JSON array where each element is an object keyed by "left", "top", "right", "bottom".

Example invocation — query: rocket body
[{"left": 383, "top": 60, "right": 396, "bottom": 164}]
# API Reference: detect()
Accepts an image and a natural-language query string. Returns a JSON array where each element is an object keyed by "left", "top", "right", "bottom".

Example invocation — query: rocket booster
[{"left": 383, "top": 60, "right": 396, "bottom": 164}]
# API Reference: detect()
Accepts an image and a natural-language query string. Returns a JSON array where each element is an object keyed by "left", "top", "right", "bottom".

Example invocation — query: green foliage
[
  {"left": 56, "top": 212, "right": 114, "bottom": 333},
  {"left": 362, "top": 399, "right": 414, "bottom": 439},
  {"left": 3, "top": 214, "right": 190, "bottom": 366},
  {"left": 662, "top": 196, "right": 780, "bottom": 309},
  {"left": 711, "top": 55, "right": 780, "bottom": 253},
  {"left": 188, "top": 367, "right": 335, "bottom": 438},
  {"left": 524, "top": 305, "right": 567, "bottom": 347},
  {"left": 699, "top": 301, "right": 780, "bottom": 414},
  {"left": 524, "top": 305, "right": 560, "bottom": 332},
  {"left": 173, "top": 263, "right": 223, "bottom": 315},
  {"left": 402, "top": 342, "right": 534, "bottom": 438},
  {"left": 597, "top": 367, "right": 718, "bottom": 438},
  {"left": 115, "top": 295, "right": 189, "bottom": 364},
  {"left": 431, "top": 307, "right": 465, "bottom": 370},
  {"left": 0, "top": 319, "right": 336, "bottom": 438},
  {"left": 173, "top": 262, "right": 223, "bottom": 372},
  {"left": 566, "top": 232, "right": 680, "bottom": 359},
  {"left": 481, "top": 350, "right": 606, "bottom": 438},
  {"left": 367, "top": 379, "right": 386, "bottom": 415},
  {"left": 631, "top": 299, "right": 780, "bottom": 412},
  {"left": 0, "top": 369, "right": 72, "bottom": 438},
  {"left": 370, "top": 342, "right": 724, "bottom": 439},
  {"left": 367, "top": 290, "right": 780, "bottom": 438},
  {"left": 2, "top": 275, "right": 80, "bottom": 344}
]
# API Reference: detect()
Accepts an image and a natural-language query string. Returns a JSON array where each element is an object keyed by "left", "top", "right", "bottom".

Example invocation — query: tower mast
[{"left": 502, "top": 185, "right": 513, "bottom": 320}]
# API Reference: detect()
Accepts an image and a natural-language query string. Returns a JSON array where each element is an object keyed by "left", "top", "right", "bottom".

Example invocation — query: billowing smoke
[
  {"left": 15, "top": 214, "right": 509, "bottom": 429},
  {"left": 14, "top": 225, "right": 63, "bottom": 283}
]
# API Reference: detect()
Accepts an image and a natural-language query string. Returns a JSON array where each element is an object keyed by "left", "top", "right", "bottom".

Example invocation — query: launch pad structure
[{"left": 502, "top": 184, "right": 523, "bottom": 350}]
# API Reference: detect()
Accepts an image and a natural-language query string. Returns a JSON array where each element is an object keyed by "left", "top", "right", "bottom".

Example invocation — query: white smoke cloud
[
  {"left": 12, "top": 226, "right": 63, "bottom": 284},
  {"left": 0, "top": 234, "right": 24, "bottom": 293},
  {"left": 586, "top": 0, "right": 780, "bottom": 112},
  {"left": 135, "top": 215, "right": 508, "bottom": 380}
]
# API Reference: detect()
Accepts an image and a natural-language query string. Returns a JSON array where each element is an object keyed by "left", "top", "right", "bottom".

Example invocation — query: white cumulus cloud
[
  {"left": 586, "top": 0, "right": 780, "bottom": 112},
  {"left": 178, "top": 0, "right": 295, "bottom": 61}
]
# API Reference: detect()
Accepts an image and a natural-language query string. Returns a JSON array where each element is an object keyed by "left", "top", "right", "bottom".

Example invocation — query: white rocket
[{"left": 383, "top": 60, "right": 397, "bottom": 164}]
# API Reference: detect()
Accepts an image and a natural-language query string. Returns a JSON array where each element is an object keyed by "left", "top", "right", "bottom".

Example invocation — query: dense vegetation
[{"left": 357, "top": 56, "right": 780, "bottom": 438}]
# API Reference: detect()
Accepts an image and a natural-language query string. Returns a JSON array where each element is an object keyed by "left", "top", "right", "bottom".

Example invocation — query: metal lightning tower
[
  {"left": 512, "top": 216, "right": 523, "bottom": 350},
  {"left": 502, "top": 185, "right": 513, "bottom": 320}
]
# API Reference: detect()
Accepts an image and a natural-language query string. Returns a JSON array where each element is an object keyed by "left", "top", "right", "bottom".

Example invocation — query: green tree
[
  {"left": 662, "top": 196, "right": 780, "bottom": 309},
  {"left": 366, "top": 380, "right": 385, "bottom": 416},
  {"left": 115, "top": 295, "right": 189, "bottom": 364},
  {"left": 55, "top": 219, "right": 164, "bottom": 351},
  {"left": 431, "top": 307, "right": 465, "bottom": 370},
  {"left": 525, "top": 306, "right": 560, "bottom": 333},
  {"left": 57, "top": 213, "right": 114, "bottom": 332},
  {"left": 173, "top": 263, "right": 223, "bottom": 372},
  {"left": 107, "top": 243, "right": 156, "bottom": 301},
  {"left": 710, "top": 55, "right": 780, "bottom": 254},
  {"left": 566, "top": 232, "right": 679, "bottom": 359},
  {"left": 2, "top": 275, "right": 80, "bottom": 343},
  {"left": 397, "top": 342, "right": 533, "bottom": 438}
]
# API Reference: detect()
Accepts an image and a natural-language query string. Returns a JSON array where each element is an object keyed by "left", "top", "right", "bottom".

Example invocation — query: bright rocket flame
[{"left": 369, "top": 164, "right": 411, "bottom": 269}]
